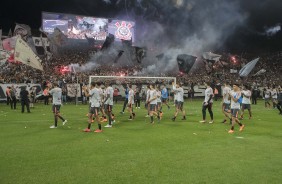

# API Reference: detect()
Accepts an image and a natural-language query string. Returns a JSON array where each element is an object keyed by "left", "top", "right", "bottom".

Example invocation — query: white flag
[
  {"left": 253, "top": 69, "right": 266, "bottom": 76},
  {"left": 202, "top": 52, "right": 221, "bottom": 61},
  {"left": 14, "top": 23, "right": 32, "bottom": 37},
  {"left": 239, "top": 58, "right": 259, "bottom": 77},
  {"left": 14, "top": 36, "right": 43, "bottom": 71}
]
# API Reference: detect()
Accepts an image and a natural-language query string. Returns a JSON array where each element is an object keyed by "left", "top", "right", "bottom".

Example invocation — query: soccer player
[
  {"left": 199, "top": 82, "right": 214, "bottom": 124},
  {"left": 221, "top": 82, "right": 231, "bottom": 124},
  {"left": 161, "top": 85, "right": 170, "bottom": 110},
  {"left": 172, "top": 83, "right": 186, "bottom": 121},
  {"left": 104, "top": 82, "right": 114, "bottom": 128},
  {"left": 172, "top": 82, "right": 178, "bottom": 108},
  {"left": 147, "top": 84, "right": 160, "bottom": 123},
  {"left": 240, "top": 85, "right": 252, "bottom": 119},
  {"left": 264, "top": 86, "right": 271, "bottom": 108},
  {"left": 83, "top": 82, "right": 102, "bottom": 133},
  {"left": 156, "top": 86, "right": 163, "bottom": 118},
  {"left": 271, "top": 86, "right": 278, "bottom": 109},
  {"left": 120, "top": 84, "right": 129, "bottom": 114},
  {"left": 145, "top": 85, "right": 150, "bottom": 117},
  {"left": 49, "top": 83, "right": 67, "bottom": 128},
  {"left": 99, "top": 85, "right": 107, "bottom": 122},
  {"left": 228, "top": 83, "right": 245, "bottom": 133},
  {"left": 127, "top": 84, "right": 136, "bottom": 120}
]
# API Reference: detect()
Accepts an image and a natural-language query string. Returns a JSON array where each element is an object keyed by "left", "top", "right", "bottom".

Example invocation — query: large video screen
[
  {"left": 42, "top": 12, "right": 108, "bottom": 40},
  {"left": 108, "top": 20, "right": 135, "bottom": 43}
]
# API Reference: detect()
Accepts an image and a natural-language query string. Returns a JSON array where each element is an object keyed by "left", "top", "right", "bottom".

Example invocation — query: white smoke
[
  {"left": 70, "top": 63, "right": 101, "bottom": 72},
  {"left": 134, "top": 0, "right": 246, "bottom": 74},
  {"left": 81, "top": 0, "right": 247, "bottom": 75},
  {"left": 265, "top": 24, "right": 281, "bottom": 36}
]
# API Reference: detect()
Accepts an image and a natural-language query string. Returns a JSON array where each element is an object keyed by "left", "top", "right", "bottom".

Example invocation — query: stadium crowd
[{"left": 1, "top": 47, "right": 282, "bottom": 91}]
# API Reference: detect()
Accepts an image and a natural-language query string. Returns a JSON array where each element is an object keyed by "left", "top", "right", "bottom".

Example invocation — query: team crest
[{"left": 115, "top": 21, "right": 132, "bottom": 40}]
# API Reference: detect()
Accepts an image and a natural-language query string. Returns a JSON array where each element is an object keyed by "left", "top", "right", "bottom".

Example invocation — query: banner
[
  {"left": 0, "top": 83, "right": 42, "bottom": 101},
  {"left": 239, "top": 58, "right": 259, "bottom": 77},
  {"left": 32, "top": 37, "right": 50, "bottom": 47},
  {"left": 14, "top": 36, "right": 43, "bottom": 71},
  {"left": 2, "top": 36, "right": 17, "bottom": 51},
  {"left": 66, "top": 84, "right": 81, "bottom": 97}
]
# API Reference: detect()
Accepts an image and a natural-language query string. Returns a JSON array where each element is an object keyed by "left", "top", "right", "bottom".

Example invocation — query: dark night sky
[{"left": 0, "top": 0, "right": 281, "bottom": 52}]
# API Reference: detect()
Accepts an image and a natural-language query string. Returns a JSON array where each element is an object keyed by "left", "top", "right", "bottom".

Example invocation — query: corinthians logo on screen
[{"left": 115, "top": 21, "right": 132, "bottom": 40}]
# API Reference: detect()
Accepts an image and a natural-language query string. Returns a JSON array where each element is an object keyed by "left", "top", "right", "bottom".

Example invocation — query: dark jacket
[{"left": 20, "top": 89, "right": 29, "bottom": 101}]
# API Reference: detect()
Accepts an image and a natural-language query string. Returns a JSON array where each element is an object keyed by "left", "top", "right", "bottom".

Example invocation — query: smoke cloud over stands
[{"left": 83, "top": 0, "right": 247, "bottom": 75}]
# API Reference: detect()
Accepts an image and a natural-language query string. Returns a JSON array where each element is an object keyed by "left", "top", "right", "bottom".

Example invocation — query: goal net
[{"left": 88, "top": 75, "right": 176, "bottom": 101}]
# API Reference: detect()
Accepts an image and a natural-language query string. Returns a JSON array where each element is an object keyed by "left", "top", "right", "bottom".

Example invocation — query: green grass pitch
[{"left": 0, "top": 100, "right": 282, "bottom": 184}]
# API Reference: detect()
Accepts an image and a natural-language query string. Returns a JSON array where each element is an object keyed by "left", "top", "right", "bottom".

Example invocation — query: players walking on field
[
  {"left": 240, "top": 85, "right": 252, "bottom": 120},
  {"left": 83, "top": 82, "right": 102, "bottom": 133},
  {"left": 127, "top": 85, "right": 136, "bottom": 120},
  {"left": 161, "top": 85, "right": 170, "bottom": 110},
  {"left": 264, "top": 86, "right": 271, "bottom": 108},
  {"left": 271, "top": 86, "right": 278, "bottom": 109},
  {"left": 145, "top": 85, "right": 150, "bottom": 117},
  {"left": 171, "top": 83, "right": 186, "bottom": 121},
  {"left": 147, "top": 84, "right": 160, "bottom": 123},
  {"left": 49, "top": 83, "right": 67, "bottom": 128},
  {"left": 221, "top": 82, "right": 231, "bottom": 124},
  {"left": 228, "top": 83, "right": 245, "bottom": 133},
  {"left": 156, "top": 86, "right": 163, "bottom": 118},
  {"left": 104, "top": 82, "right": 114, "bottom": 128},
  {"left": 199, "top": 82, "right": 214, "bottom": 124},
  {"left": 120, "top": 84, "right": 129, "bottom": 114}
]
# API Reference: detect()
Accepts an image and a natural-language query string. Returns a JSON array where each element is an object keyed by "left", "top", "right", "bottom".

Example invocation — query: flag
[
  {"left": 239, "top": 58, "right": 259, "bottom": 77},
  {"left": 202, "top": 52, "right": 221, "bottom": 61},
  {"left": 14, "top": 36, "right": 43, "bottom": 71},
  {"left": 253, "top": 69, "right": 266, "bottom": 76},
  {"left": 2, "top": 36, "right": 17, "bottom": 51},
  {"left": 48, "top": 27, "right": 67, "bottom": 46},
  {"left": 14, "top": 23, "right": 31, "bottom": 37}
]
